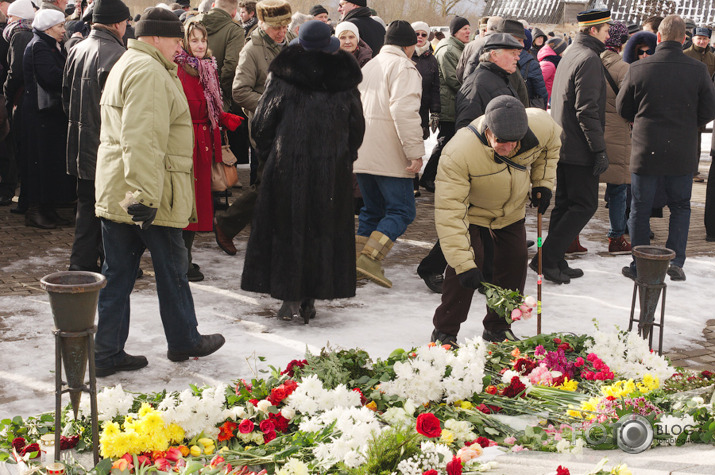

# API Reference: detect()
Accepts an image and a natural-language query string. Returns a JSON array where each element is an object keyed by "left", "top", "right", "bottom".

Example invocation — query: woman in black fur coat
[{"left": 241, "top": 20, "right": 366, "bottom": 323}]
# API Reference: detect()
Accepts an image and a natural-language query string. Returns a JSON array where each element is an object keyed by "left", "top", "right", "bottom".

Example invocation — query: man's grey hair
[
  {"left": 480, "top": 49, "right": 502, "bottom": 62},
  {"left": 486, "top": 16, "right": 502, "bottom": 32},
  {"left": 214, "top": 0, "right": 238, "bottom": 13},
  {"left": 659, "top": 14, "right": 686, "bottom": 42},
  {"left": 289, "top": 12, "right": 312, "bottom": 35}
]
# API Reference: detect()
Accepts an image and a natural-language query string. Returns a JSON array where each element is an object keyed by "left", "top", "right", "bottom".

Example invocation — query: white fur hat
[
  {"left": 411, "top": 21, "right": 429, "bottom": 34},
  {"left": 8, "top": 0, "right": 37, "bottom": 21},
  {"left": 335, "top": 21, "right": 359, "bottom": 40},
  {"left": 32, "top": 9, "right": 65, "bottom": 31}
]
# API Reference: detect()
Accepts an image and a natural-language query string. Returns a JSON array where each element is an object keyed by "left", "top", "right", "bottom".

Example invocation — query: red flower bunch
[
  {"left": 268, "top": 412, "right": 290, "bottom": 433},
  {"left": 701, "top": 370, "right": 713, "bottom": 379},
  {"left": 59, "top": 435, "right": 80, "bottom": 451},
  {"left": 268, "top": 380, "right": 299, "bottom": 406},
  {"left": 556, "top": 465, "right": 571, "bottom": 475},
  {"left": 281, "top": 359, "right": 307, "bottom": 377},
  {"left": 501, "top": 376, "right": 526, "bottom": 398},
  {"left": 259, "top": 420, "right": 276, "bottom": 443},
  {"left": 218, "top": 421, "right": 237, "bottom": 441},
  {"left": 423, "top": 470, "right": 439, "bottom": 475},
  {"left": 475, "top": 404, "right": 501, "bottom": 414},
  {"left": 473, "top": 436, "right": 496, "bottom": 448},
  {"left": 415, "top": 413, "right": 442, "bottom": 438},
  {"left": 238, "top": 419, "right": 254, "bottom": 434},
  {"left": 11, "top": 438, "right": 40, "bottom": 459},
  {"left": 446, "top": 456, "right": 463, "bottom": 475},
  {"left": 580, "top": 353, "right": 614, "bottom": 381},
  {"left": 513, "top": 357, "right": 538, "bottom": 375}
]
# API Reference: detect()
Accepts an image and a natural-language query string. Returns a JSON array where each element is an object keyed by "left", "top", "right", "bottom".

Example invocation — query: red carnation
[
  {"left": 446, "top": 456, "right": 463, "bottom": 475},
  {"left": 59, "top": 435, "right": 80, "bottom": 451},
  {"left": 701, "top": 370, "right": 713, "bottom": 379},
  {"left": 415, "top": 413, "right": 442, "bottom": 438},
  {"left": 501, "top": 376, "right": 526, "bottom": 398},
  {"left": 238, "top": 419, "right": 254, "bottom": 434},
  {"left": 475, "top": 436, "right": 491, "bottom": 448},
  {"left": 11, "top": 437, "right": 26, "bottom": 452},
  {"left": 263, "top": 430, "right": 277, "bottom": 444},
  {"left": 21, "top": 443, "right": 40, "bottom": 459},
  {"left": 283, "top": 379, "right": 298, "bottom": 395},
  {"left": 269, "top": 412, "right": 290, "bottom": 433},
  {"left": 556, "top": 466, "right": 571, "bottom": 475},
  {"left": 514, "top": 358, "right": 537, "bottom": 375},
  {"left": 557, "top": 342, "right": 573, "bottom": 352},
  {"left": 423, "top": 471, "right": 439, "bottom": 475},
  {"left": 281, "top": 360, "right": 307, "bottom": 377}
]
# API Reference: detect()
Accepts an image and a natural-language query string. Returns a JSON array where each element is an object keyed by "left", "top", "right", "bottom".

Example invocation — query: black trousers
[
  {"left": 421, "top": 121, "right": 456, "bottom": 183},
  {"left": 541, "top": 163, "right": 599, "bottom": 268},
  {"left": 432, "top": 220, "right": 527, "bottom": 335},
  {"left": 418, "top": 234, "right": 494, "bottom": 284},
  {"left": 69, "top": 178, "right": 103, "bottom": 272},
  {"left": 705, "top": 154, "right": 715, "bottom": 237}
]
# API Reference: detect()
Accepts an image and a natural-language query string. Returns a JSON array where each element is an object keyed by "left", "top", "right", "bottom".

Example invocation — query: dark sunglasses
[
  {"left": 638, "top": 50, "right": 650, "bottom": 55},
  {"left": 416, "top": 32, "right": 428, "bottom": 37}
]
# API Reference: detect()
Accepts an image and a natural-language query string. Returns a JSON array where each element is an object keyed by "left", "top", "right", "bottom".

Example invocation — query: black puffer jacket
[
  {"left": 343, "top": 7, "right": 384, "bottom": 57},
  {"left": 550, "top": 33, "right": 607, "bottom": 166},
  {"left": 62, "top": 26, "right": 126, "bottom": 180},
  {"left": 616, "top": 41, "right": 715, "bottom": 175},
  {"left": 241, "top": 46, "right": 365, "bottom": 301},
  {"left": 455, "top": 61, "right": 518, "bottom": 130},
  {"left": 412, "top": 45, "right": 440, "bottom": 131}
]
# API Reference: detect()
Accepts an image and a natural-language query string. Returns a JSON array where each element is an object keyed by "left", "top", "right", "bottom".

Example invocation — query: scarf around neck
[
  {"left": 3, "top": 19, "right": 32, "bottom": 43},
  {"left": 174, "top": 48, "right": 223, "bottom": 131}
]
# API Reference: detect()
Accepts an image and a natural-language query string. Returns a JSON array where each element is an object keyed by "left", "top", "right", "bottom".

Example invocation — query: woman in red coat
[{"left": 175, "top": 20, "right": 241, "bottom": 281}]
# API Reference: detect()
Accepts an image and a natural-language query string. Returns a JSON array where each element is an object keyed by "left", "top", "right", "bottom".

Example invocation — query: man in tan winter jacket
[
  {"left": 431, "top": 97, "right": 560, "bottom": 345},
  {"left": 354, "top": 20, "right": 424, "bottom": 289}
]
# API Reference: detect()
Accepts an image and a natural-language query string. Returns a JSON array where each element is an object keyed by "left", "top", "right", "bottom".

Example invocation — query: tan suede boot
[
  {"left": 356, "top": 231, "right": 394, "bottom": 288},
  {"left": 356, "top": 235, "right": 369, "bottom": 262}
]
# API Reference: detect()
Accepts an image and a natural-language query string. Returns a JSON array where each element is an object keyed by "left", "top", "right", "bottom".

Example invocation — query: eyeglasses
[
  {"left": 638, "top": 50, "right": 650, "bottom": 56},
  {"left": 416, "top": 32, "right": 428, "bottom": 37}
]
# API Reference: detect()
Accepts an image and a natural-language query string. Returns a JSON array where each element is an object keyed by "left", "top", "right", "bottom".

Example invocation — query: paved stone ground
[{"left": 1, "top": 159, "right": 714, "bottom": 371}]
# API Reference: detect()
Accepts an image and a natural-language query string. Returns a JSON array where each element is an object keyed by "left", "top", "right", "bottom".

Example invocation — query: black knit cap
[
  {"left": 449, "top": 15, "right": 469, "bottom": 36},
  {"left": 309, "top": 4, "right": 328, "bottom": 16},
  {"left": 135, "top": 7, "right": 184, "bottom": 38},
  {"left": 385, "top": 20, "right": 417, "bottom": 47},
  {"left": 350, "top": 0, "right": 366, "bottom": 7},
  {"left": 93, "top": 0, "right": 131, "bottom": 25}
]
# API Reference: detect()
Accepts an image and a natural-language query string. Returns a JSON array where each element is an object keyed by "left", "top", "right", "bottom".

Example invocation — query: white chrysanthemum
[
  {"left": 586, "top": 330, "right": 672, "bottom": 381},
  {"left": 276, "top": 458, "right": 310, "bottom": 475},
  {"left": 160, "top": 384, "right": 230, "bottom": 438},
  {"left": 79, "top": 384, "right": 135, "bottom": 421}
]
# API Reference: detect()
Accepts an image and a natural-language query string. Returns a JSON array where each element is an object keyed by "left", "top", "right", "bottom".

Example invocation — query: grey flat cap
[
  {"left": 483, "top": 33, "right": 524, "bottom": 52},
  {"left": 484, "top": 96, "right": 528, "bottom": 142}
]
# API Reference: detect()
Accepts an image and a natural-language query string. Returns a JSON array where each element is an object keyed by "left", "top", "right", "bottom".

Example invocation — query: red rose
[
  {"left": 263, "top": 430, "right": 277, "bottom": 443},
  {"left": 281, "top": 360, "right": 307, "bottom": 377},
  {"left": 259, "top": 420, "right": 275, "bottom": 434},
  {"left": 553, "top": 338, "right": 562, "bottom": 344},
  {"left": 154, "top": 458, "right": 171, "bottom": 472},
  {"left": 415, "top": 413, "right": 442, "bottom": 438},
  {"left": 269, "top": 413, "right": 290, "bottom": 432},
  {"left": 11, "top": 437, "right": 26, "bottom": 452},
  {"left": 446, "top": 456, "right": 463, "bottom": 475},
  {"left": 485, "top": 385, "right": 497, "bottom": 395},
  {"left": 136, "top": 455, "right": 151, "bottom": 467},
  {"left": 248, "top": 399, "right": 259, "bottom": 406},
  {"left": 238, "top": 419, "right": 254, "bottom": 434},
  {"left": 556, "top": 466, "right": 570, "bottom": 475},
  {"left": 269, "top": 386, "right": 288, "bottom": 405},
  {"left": 283, "top": 379, "right": 298, "bottom": 395},
  {"left": 424, "top": 471, "right": 439, "bottom": 475},
  {"left": 21, "top": 443, "right": 40, "bottom": 458}
]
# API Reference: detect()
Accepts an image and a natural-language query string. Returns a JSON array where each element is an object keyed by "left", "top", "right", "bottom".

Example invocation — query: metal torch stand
[
  {"left": 628, "top": 280, "right": 667, "bottom": 356},
  {"left": 53, "top": 326, "right": 100, "bottom": 465}
]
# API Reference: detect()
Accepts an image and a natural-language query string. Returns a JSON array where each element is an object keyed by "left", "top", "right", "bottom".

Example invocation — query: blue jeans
[
  {"left": 606, "top": 183, "right": 628, "bottom": 238},
  {"left": 356, "top": 174, "right": 416, "bottom": 241},
  {"left": 628, "top": 173, "right": 692, "bottom": 269},
  {"left": 95, "top": 219, "right": 201, "bottom": 367}
]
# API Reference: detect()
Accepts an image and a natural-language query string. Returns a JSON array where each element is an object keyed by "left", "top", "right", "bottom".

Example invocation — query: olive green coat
[{"left": 201, "top": 8, "right": 246, "bottom": 111}]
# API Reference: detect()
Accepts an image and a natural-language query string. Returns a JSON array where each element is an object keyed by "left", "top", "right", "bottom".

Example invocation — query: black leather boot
[
  {"left": 25, "top": 206, "right": 56, "bottom": 229},
  {"left": 300, "top": 299, "right": 316, "bottom": 324}
]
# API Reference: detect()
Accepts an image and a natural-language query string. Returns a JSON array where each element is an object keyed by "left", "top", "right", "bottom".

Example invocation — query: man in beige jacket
[
  {"left": 354, "top": 20, "right": 424, "bottom": 289},
  {"left": 431, "top": 97, "right": 560, "bottom": 345}
]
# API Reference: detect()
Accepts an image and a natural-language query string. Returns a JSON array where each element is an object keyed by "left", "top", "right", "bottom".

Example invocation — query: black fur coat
[{"left": 241, "top": 45, "right": 366, "bottom": 301}]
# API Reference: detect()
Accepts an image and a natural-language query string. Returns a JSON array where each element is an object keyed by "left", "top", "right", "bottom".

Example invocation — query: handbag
[{"left": 211, "top": 130, "right": 239, "bottom": 192}]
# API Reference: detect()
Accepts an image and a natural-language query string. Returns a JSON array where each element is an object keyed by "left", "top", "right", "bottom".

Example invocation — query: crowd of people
[{"left": 0, "top": 0, "right": 714, "bottom": 375}]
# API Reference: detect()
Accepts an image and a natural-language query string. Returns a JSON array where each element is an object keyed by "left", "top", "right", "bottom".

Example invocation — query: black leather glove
[
  {"left": 530, "top": 186, "right": 552, "bottom": 215},
  {"left": 592, "top": 151, "right": 609, "bottom": 176},
  {"left": 127, "top": 203, "right": 157, "bottom": 230},
  {"left": 457, "top": 268, "right": 485, "bottom": 290}
]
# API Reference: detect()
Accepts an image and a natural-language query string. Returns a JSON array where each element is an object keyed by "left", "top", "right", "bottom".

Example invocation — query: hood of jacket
[
  {"left": 202, "top": 8, "right": 235, "bottom": 35},
  {"left": 622, "top": 30, "right": 657, "bottom": 64},
  {"left": 537, "top": 44, "right": 557, "bottom": 61},
  {"left": 270, "top": 45, "right": 362, "bottom": 92}
]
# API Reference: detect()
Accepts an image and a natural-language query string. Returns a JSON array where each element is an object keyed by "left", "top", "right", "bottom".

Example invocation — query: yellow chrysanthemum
[
  {"left": 137, "top": 403, "right": 152, "bottom": 418},
  {"left": 556, "top": 377, "right": 578, "bottom": 392},
  {"left": 439, "top": 429, "right": 454, "bottom": 445}
]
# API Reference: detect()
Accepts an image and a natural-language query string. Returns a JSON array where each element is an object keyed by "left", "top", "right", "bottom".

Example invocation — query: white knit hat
[
  {"left": 335, "top": 21, "right": 359, "bottom": 41},
  {"left": 411, "top": 21, "right": 429, "bottom": 34},
  {"left": 8, "top": 0, "right": 37, "bottom": 21},
  {"left": 32, "top": 9, "right": 65, "bottom": 31}
]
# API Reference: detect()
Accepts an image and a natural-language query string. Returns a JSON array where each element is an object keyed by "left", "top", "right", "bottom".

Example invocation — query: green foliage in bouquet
[
  {"left": 299, "top": 347, "right": 374, "bottom": 390},
  {"left": 342, "top": 424, "right": 420, "bottom": 475},
  {"left": 482, "top": 283, "right": 524, "bottom": 324}
]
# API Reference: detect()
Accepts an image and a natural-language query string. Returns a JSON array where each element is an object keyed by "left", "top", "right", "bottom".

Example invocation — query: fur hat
[{"left": 256, "top": 0, "right": 291, "bottom": 28}]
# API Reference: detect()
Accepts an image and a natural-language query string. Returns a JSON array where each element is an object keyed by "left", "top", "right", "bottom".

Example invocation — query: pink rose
[{"left": 511, "top": 308, "right": 522, "bottom": 321}]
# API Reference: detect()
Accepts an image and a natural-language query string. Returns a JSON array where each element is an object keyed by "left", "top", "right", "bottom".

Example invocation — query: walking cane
[{"left": 536, "top": 192, "right": 543, "bottom": 335}]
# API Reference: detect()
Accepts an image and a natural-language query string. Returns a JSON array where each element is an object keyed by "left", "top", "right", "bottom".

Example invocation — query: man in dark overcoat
[{"left": 617, "top": 15, "right": 715, "bottom": 281}]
